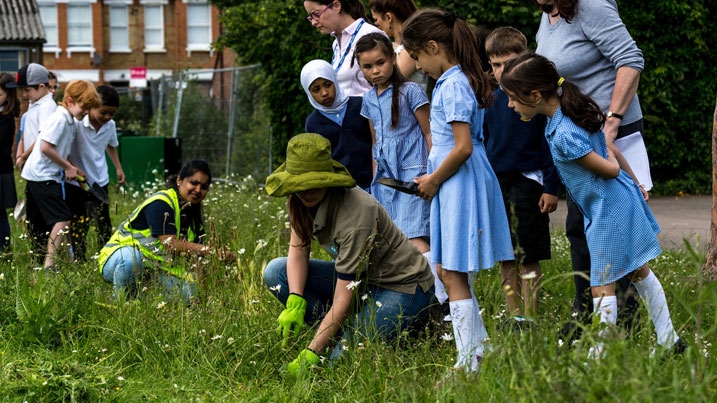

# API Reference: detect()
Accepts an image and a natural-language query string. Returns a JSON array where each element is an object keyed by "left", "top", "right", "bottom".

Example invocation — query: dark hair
[
  {"left": 0, "top": 72, "right": 21, "bottom": 117},
  {"left": 368, "top": 0, "right": 417, "bottom": 23},
  {"left": 288, "top": 194, "right": 313, "bottom": 247},
  {"left": 97, "top": 85, "right": 120, "bottom": 108},
  {"left": 179, "top": 159, "right": 212, "bottom": 185},
  {"left": 287, "top": 188, "right": 343, "bottom": 247},
  {"left": 531, "top": 0, "right": 577, "bottom": 23},
  {"left": 485, "top": 26, "right": 527, "bottom": 59},
  {"left": 471, "top": 25, "right": 492, "bottom": 74},
  {"left": 48, "top": 71, "right": 57, "bottom": 81},
  {"left": 500, "top": 52, "right": 604, "bottom": 133},
  {"left": 402, "top": 9, "right": 493, "bottom": 107},
  {"left": 354, "top": 32, "right": 408, "bottom": 127},
  {"left": 312, "top": 0, "right": 366, "bottom": 20},
  {"left": 167, "top": 160, "right": 212, "bottom": 226}
]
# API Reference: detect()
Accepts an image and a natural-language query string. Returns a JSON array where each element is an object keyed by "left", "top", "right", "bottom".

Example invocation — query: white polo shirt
[
  {"left": 21, "top": 93, "right": 57, "bottom": 152},
  {"left": 69, "top": 115, "right": 119, "bottom": 187},
  {"left": 21, "top": 106, "right": 76, "bottom": 183}
]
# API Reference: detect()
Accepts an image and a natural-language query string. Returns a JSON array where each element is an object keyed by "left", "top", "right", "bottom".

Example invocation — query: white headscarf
[{"left": 300, "top": 59, "right": 349, "bottom": 115}]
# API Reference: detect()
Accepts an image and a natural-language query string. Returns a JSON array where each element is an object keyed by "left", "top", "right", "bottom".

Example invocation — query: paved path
[{"left": 549, "top": 195, "right": 712, "bottom": 252}]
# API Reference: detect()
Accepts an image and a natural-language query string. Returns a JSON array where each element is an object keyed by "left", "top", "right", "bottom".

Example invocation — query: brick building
[
  {"left": 34, "top": 0, "right": 235, "bottom": 90},
  {"left": 0, "top": 0, "right": 45, "bottom": 70}
]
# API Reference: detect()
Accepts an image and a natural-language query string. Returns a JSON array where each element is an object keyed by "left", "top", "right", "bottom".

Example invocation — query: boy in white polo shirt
[
  {"left": 9, "top": 63, "right": 58, "bottom": 254},
  {"left": 13, "top": 63, "right": 57, "bottom": 170},
  {"left": 21, "top": 80, "right": 100, "bottom": 271},
  {"left": 67, "top": 85, "right": 125, "bottom": 262}
]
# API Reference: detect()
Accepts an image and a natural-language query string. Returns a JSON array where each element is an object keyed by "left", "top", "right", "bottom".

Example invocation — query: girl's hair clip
[{"left": 443, "top": 12, "right": 465, "bottom": 27}]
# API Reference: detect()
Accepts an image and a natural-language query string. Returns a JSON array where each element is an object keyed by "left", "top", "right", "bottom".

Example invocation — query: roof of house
[{"left": 0, "top": 0, "right": 45, "bottom": 43}]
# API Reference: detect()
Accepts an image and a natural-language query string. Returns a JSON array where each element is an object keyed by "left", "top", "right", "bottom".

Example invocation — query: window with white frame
[
  {"left": 37, "top": 2, "right": 58, "bottom": 48},
  {"left": 143, "top": 4, "right": 165, "bottom": 51},
  {"left": 67, "top": 2, "right": 93, "bottom": 48},
  {"left": 109, "top": 4, "right": 130, "bottom": 51},
  {"left": 186, "top": 3, "right": 211, "bottom": 50}
]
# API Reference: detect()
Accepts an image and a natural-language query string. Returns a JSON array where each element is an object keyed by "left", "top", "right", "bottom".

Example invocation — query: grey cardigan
[{"left": 536, "top": 0, "right": 644, "bottom": 126}]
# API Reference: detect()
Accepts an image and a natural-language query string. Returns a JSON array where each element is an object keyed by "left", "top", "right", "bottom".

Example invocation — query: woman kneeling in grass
[
  {"left": 98, "top": 159, "right": 234, "bottom": 303},
  {"left": 263, "top": 133, "right": 435, "bottom": 375}
]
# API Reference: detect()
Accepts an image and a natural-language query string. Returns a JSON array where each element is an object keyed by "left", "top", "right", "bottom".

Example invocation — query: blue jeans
[
  {"left": 101, "top": 246, "right": 195, "bottom": 303},
  {"left": 263, "top": 257, "right": 435, "bottom": 360}
]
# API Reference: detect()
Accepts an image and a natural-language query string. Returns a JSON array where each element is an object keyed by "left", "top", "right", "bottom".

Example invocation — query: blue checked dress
[
  {"left": 546, "top": 107, "right": 661, "bottom": 286},
  {"left": 428, "top": 66, "right": 514, "bottom": 272},
  {"left": 361, "top": 82, "right": 430, "bottom": 239}
]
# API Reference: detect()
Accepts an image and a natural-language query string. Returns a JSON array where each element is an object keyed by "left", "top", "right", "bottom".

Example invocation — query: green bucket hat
[{"left": 265, "top": 133, "right": 356, "bottom": 197}]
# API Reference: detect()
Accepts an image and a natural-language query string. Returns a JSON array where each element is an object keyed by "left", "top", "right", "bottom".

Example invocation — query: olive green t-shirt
[{"left": 313, "top": 187, "right": 434, "bottom": 294}]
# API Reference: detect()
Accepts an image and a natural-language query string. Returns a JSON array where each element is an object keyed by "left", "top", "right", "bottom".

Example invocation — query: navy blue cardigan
[
  {"left": 305, "top": 97, "right": 373, "bottom": 189},
  {"left": 484, "top": 88, "right": 559, "bottom": 196}
]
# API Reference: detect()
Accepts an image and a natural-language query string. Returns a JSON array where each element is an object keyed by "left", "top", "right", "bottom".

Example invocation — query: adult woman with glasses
[{"left": 304, "top": 0, "right": 386, "bottom": 96}]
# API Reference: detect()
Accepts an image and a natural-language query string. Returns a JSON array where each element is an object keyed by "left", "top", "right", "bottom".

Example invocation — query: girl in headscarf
[{"left": 300, "top": 59, "right": 373, "bottom": 189}]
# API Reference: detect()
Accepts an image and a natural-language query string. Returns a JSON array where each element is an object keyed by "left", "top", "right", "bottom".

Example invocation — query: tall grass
[{"left": 0, "top": 176, "right": 714, "bottom": 401}]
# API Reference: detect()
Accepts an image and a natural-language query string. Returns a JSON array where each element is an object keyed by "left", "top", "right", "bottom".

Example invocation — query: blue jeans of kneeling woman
[
  {"left": 264, "top": 257, "right": 435, "bottom": 360},
  {"left": 101, "top": 246, "right": 195, "bottom": 303}
]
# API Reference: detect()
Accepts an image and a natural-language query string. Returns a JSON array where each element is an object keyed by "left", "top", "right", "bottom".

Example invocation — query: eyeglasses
[{"left": 306, "top": 2, "right": 333, "bottom": 22}]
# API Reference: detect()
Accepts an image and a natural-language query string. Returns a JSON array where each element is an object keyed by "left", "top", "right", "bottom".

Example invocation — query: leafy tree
[{"left": 213, "top": 0, "right": 329, "bottom": 164}]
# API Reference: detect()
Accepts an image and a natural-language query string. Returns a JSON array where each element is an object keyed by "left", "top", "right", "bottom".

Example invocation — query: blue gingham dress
[
  {"left": 546, "top": 107, "right": 661, "bottom": 286},
  {"left": 361, "top": 82, "right": 430, "bottom": 239},
  {"left": 428, "top": 66, "right": 514, "bottom": 272}
]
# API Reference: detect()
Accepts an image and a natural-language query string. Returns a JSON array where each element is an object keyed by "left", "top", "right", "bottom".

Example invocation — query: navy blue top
[
  {"left": 484, "top": 88, "right": 559, "bottom": 196},
  {"left": 305, "top": 96, "right": 373, "bottom": 189}
]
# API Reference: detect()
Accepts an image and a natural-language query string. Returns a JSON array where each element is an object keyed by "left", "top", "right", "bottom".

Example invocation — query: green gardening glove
[
  {"left": 276, "top": 293, "right": 307, "bottom": 347},
  {"left": 286, "top": 348, "right": 321, "bottom": 376}
]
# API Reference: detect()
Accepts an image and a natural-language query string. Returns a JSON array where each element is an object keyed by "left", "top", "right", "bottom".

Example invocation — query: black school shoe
[{"left": 670, "top": 338, "right": 688, "bottom": 355}]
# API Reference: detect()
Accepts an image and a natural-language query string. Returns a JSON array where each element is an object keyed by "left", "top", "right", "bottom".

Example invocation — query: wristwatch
[{"left": 606, "top": 111, "right": 624, "bottom": 120}]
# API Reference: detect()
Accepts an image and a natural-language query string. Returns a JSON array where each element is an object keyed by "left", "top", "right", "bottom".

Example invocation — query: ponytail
[
  {"left": 501, "top": 52, "right": 604, "bottom": 133},
  {"left": 447, "top": 14, "right": 492, "bottom": 107},
  {"left": 559, "top": 80, "right": 604, "bottom": 133}
]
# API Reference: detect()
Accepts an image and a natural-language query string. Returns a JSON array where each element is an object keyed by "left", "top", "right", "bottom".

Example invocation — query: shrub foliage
[{"left": 213, "top": 0, "right": 717, "bottom": 194}]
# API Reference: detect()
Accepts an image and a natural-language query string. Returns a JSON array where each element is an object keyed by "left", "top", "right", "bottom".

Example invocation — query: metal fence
[{"left": 118, "top": 64, "right": 273, "bottom": 182}]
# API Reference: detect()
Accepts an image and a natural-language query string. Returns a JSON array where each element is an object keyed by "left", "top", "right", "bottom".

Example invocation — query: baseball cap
[{"left": 6, "top": 63, "right": 49, "bottom": 88}]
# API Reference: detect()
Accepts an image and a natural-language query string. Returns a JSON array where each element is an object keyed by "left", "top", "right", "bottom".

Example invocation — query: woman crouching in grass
[
  {"left": 98, "top": 159, "right": 234, "bottom": 303},
  {"left": 263, "top": 133, "right": 435, "bottom": 375}
]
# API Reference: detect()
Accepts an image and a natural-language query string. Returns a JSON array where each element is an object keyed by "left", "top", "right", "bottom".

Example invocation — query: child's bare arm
[
  {"left": 576, "top": 149, "right": 620, "bottom": 179},
  {"left": 41, "top": 142, "right": 78, "bottom": 179},
  {"left": 367, "top": 121, "right": 376, "bottom": 177},
  {"left": 415, "top": 104, "right": 432, "bottom": 150},
  {"left": 415, "top": 121, "right": 472, "bottom": 200},
  {"left": 106, "top": 145, "right": 125, "bottom": 185}
]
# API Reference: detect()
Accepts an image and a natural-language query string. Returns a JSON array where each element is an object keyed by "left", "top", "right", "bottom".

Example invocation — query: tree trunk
[{"left": 703, "top": 93, "right": 717, "bottom": 281}]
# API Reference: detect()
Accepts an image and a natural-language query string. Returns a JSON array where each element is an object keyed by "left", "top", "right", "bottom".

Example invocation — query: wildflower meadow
[{"left": 0, "top": 175, "right": 715, "bottom": 401}]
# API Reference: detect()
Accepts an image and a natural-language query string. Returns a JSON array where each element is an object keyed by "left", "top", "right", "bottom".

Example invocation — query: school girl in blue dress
[
  {"left": 354, "top": 33, "right": 448, "bottom": 306},
  {"left": 500, "top": 52, "right": 685, "bottom": 357},
  {"left": 402, "top": 10, "right": 515, "bottom": 373}
]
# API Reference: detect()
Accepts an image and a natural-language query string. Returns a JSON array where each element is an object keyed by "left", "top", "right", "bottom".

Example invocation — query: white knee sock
[
  {"left": 589, "top": 295, "right": 617, "bottom": 359},
  {"left": 450, "top": 298, "right": 486, "bottom": 372},
  {"left": 632, "top": 271, "right": 679, "bottom": 347},
  {"left": 424, "top": 251, "right": 448, "bottom": 304},
  {"left": 593, "top": 295, "right": 618, "bottom": 326}
]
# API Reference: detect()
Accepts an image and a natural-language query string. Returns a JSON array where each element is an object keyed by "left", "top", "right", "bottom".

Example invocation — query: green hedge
[{"left": 214, "top": 0, "right": 717, "bottom": 195}]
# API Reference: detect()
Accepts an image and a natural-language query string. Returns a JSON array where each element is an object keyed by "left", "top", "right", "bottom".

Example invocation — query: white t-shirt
[
  {"left": 21, "top": 106, "right": 76, "bottom": 183},
  {"left": 69, "top": 116, "right": 119, "bottom": 187},
  {"left": 22, "top": 93, "right": 57, "bottom": 152}
]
